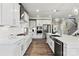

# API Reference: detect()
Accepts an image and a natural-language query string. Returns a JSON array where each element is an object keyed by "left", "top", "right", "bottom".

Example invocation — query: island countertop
[
  {"left": 46, "top": 33, "right": 79, "bottom": 48},
  {"left": 51, "top": 34, "right": 79, "bottom": 48}
]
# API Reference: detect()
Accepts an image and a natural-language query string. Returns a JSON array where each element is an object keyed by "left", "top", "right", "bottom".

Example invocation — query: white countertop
[
  {"left": 0, "top": 35, "right": 29, "bottom": 45},
  {"left": 53, "top": 35, "right": 79, "bottom": 48},
  {"left": 55, "top": 35, "right": 79, "bottom": 43},
  {"left": 47, "top": 33, "right": 79, "bottom": 48}
]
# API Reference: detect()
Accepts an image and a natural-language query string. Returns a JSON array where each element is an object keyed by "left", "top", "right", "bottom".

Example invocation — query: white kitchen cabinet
[
  {"left": 2, "top": 3, "right": 20, "bottom": 26},
  {"left": 46, "top": 33, "right": 54, "bottom": 52},
  {"left": 26, "top": 34, "right": 32, "bottom": 48},
  {"left": 16, "top": 35, "right": 32, "bottom": 56},
  {"left": 24, "top": 12, "right": 29, "bottom": 24},
  {"left": 63, "top": 44, "right": 79, "bottom": 56},
  {"left": 15, "top": 40, "right": 24, "bottom": 56},
  {"left": 22, "top": 35, "right": 32, "bottom": 55},
  {"left": 21, "top": 12, "right": 29, "bottom": 28},
  {"left": 0, "top": 4, "right": 2, "bottom": 24},
  {"left": 13, "top": 3, "right": 20, "bottom": 26},
  {"left": 0, "top": 34, "right": 32, "bottom": 56},
  {"left": 15, "top": 35, "right": 32, "bottom": 56},
  {"left": 0, "top": 44, "right": 17, "bottom": 56},
  {"left": 25, "top": 35, "right": 32, "bottom": 50},
  {"left": 2, "top": 3, "right": 14, "bottom": 26},
  {"left": 0, "top": 39, "right": 24, "bottom": 56}
]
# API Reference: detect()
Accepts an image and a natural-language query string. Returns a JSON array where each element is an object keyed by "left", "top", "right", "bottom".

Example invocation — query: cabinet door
[
  {"left": 47, "top": 34, "right": 54, "bottom": 52},
  {"left": 0, "top": 4, "right": 2, "bottom": 24},
  {"left": 15, "top": 40, "right": 23, "bottom": 56},
  {"left": 51, "top": 40, "right": 54, "bottom": 52},
  {"left": 13, "top": 3, "right": 20, "bottom": 26},
  {"left": 2, "top": 3, "right": 14, "bottom": 26},
  {"left": 2, "top": 3, "right": 20, "bottom": 26},
  {"left": 15, "top": 44, "right": 21, "bottom": 56},
  {"left": 46, "top": 34, "right": 50, "bottom": 43},
  {"left": 24, "top": 12, "right": 29, "bottom": 27}
]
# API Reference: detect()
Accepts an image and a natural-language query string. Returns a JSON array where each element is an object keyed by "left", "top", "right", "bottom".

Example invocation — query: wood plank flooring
[{"left": 24, "top": 39, "right": 53, "bottom": 56}]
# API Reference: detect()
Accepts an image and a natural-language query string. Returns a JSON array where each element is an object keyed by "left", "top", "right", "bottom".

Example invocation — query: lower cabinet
[
  {"left": 1, "top": 3, "right": 20, "bottom": 26},
  {"left": 17, "top": 36, "right": 32, "bottom": 56},
  {"left": 0, "top": 44, "right": 17, "bottom": 56},
  {"left": 23, "top": 35, "right": 32, "bottom": 55},
  {"left": 16, "top": 39, "right": 26, "bottom": 56},
  {"left": 63, "top": 44, "right": 79, "bottom": 56},
  {"left": 0, "top": 35, "right": 32, "bottom": 56},
  {"left": 47, "top": 33, "right": 79, "bottom": 56},
  {"left": 15, "top": 40, "right": 23, "bottom": 56},
  {"left": 46, "top": 34, "right": 54, "bottom": 52},
  {"left": 15, "top": 35, "right": 32, "bottom": 56}
]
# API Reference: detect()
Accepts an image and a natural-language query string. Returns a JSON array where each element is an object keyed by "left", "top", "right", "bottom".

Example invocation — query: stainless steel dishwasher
[{"left": 54, "top": 38, "right": 63, "bottom": 56}]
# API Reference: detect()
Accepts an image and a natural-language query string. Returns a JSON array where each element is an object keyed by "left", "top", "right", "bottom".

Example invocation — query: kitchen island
[
  {"left": 47, "top": 33, "right": 79, "bottom": 56},
  {"left": 0, "top": 33, "right": 32, "bottom": 56}
]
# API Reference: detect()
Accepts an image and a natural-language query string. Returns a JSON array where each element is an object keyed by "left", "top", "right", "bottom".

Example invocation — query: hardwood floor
[{"left": 24, "top": 39, "right": 53, "bottom": 56}]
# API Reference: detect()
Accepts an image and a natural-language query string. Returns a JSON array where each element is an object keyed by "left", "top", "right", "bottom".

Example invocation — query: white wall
[{"left": 36, "top": 19, "right": 51, "bottom": 26}]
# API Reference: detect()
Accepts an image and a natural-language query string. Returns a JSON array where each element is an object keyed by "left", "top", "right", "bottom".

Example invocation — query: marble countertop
[
  {"left": 54, "top": 35, "right": 79, "bottom": 44},
  {"left": 47, "top": 33, "right": 79, "bottom": 48},
  {"left": 0, "top": 35, "right": 29, "bottom": 45}
]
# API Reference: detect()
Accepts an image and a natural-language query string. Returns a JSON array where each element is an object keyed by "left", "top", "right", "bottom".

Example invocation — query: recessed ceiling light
[
  {"left": 53, "top": 9, "right": 57, "bottom": 12},
  {"left": 36, "top": 9, "right": 39, "bottom": 12}
]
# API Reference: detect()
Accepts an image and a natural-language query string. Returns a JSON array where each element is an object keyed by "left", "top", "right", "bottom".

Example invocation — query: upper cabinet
[
  {"left": 0, "top": 4, "right": 2, "bottom": 25},
  {"left": 20, "top": 12, "right": 29, "bottom": 28},
  {"left": 1, "top": 3, "right": 20, "bottom": 26},
  {"left": 13, "top": 4, "right": 20, "bottom": 26},
  {"left": 2, "top": 3, "right": 13, "bottom": 26},
  {"left": 24, "top": 12, "right": 29, "bottom": 27},
  {"left": 20, "top": 4, "right": 29, "bottom": 28}
]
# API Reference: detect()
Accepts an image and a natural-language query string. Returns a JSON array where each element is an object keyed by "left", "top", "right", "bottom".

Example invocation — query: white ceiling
[{"left": 22, "top": 3, "right": 79, "bottom": 19}]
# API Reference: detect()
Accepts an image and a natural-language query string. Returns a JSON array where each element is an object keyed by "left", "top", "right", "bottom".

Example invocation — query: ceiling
[{"left": 22, "top": 3, "right": 79, "bottom": 19}]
